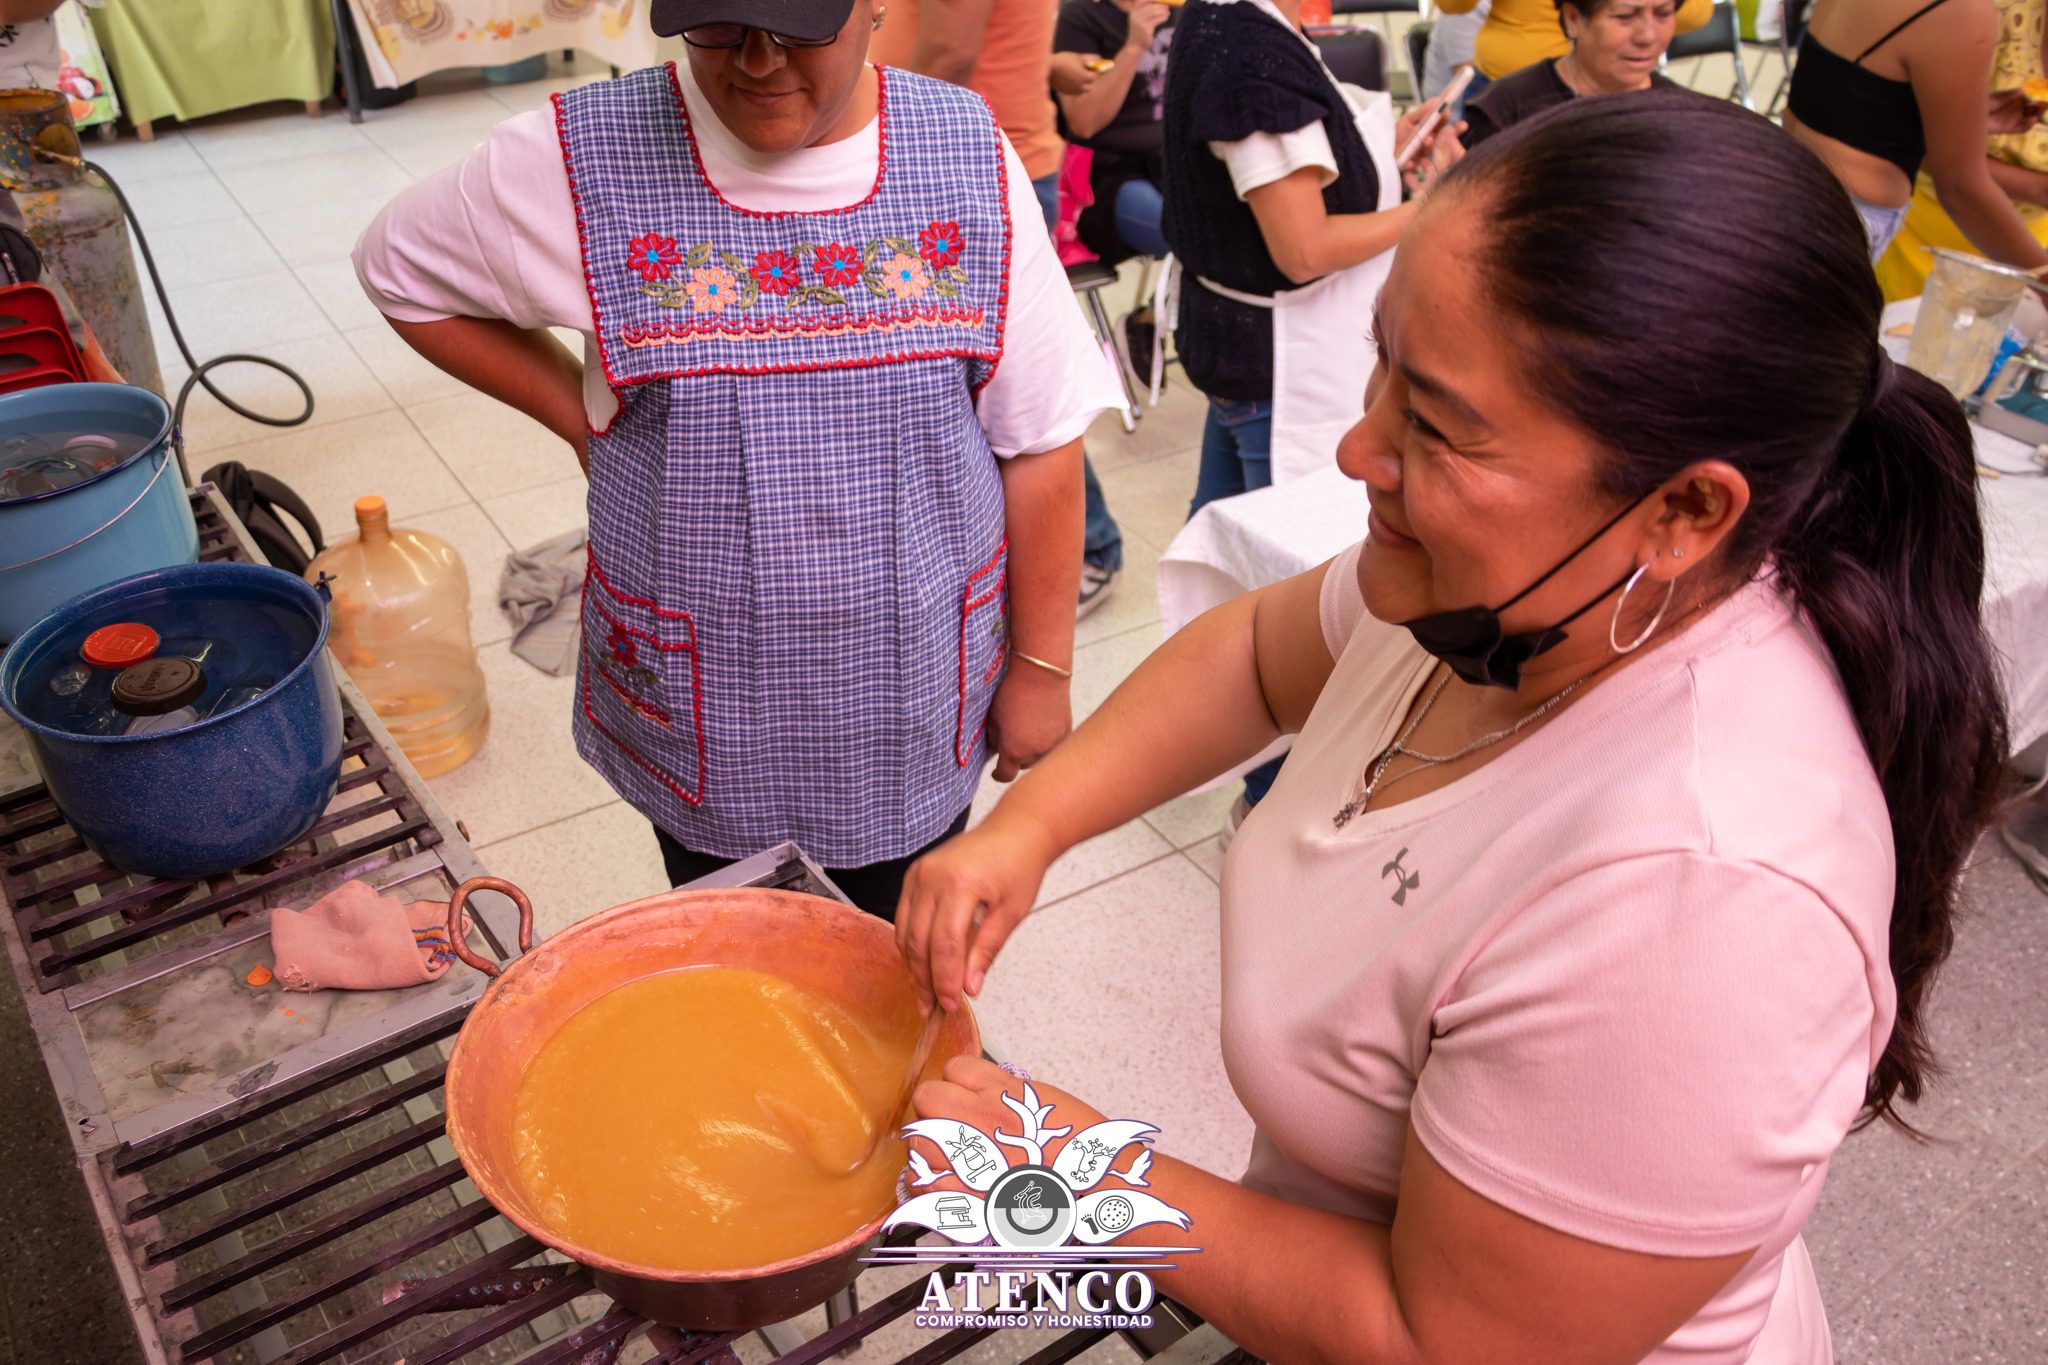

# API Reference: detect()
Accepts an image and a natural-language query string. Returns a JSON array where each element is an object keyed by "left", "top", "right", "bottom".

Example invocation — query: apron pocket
[
  {"left": 580, "top": 552, "right": 706, "bottom": 806},
  {"left": 954, "top": 538, "right": 1008, "bottom": 767}
]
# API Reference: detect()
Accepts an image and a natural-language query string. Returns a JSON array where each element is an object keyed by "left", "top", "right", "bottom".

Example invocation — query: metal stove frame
[{"left": 1, "top": 487, "right": 1249, "bottom": 1365}]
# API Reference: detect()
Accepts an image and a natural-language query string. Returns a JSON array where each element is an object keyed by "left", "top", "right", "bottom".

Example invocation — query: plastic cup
[{"left": 1907, "top": 249, "right": 2037, "bottom": 399}]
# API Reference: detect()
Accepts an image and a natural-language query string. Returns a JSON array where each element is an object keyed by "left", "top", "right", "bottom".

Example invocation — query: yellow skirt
[{"left": 1875, "top": 174, "right": 2048, "bottom": 303}]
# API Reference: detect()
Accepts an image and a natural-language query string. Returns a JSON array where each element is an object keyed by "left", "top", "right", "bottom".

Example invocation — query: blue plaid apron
[{"left": 555, "top": 65, "right": 1012, "bottom": 866}]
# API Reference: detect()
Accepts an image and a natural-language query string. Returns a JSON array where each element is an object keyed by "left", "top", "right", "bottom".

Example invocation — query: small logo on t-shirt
[{"left": 1381, "top": 848, "right": 1420, "bottom": 906}]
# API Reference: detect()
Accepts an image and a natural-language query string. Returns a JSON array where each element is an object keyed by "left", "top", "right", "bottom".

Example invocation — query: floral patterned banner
[{"left": 342, "top": 0, "right": 666, "bottom": 90}]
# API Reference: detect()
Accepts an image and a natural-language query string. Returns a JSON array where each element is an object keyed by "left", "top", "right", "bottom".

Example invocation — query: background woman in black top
[
  {"left": 1461, "top": 0, "right": 1680, "bottom": 148},
  {"left": 1162, "top": 0, "right": 1455, "bottom": 822},
  {"left": 1054, "top": 0, "right": 1175, "bottom": 262},
  {"left": 1787, "top": 0, "right": 2048, "bottom": 265}
]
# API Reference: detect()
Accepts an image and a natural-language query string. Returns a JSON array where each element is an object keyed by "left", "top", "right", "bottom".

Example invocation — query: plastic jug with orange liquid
[{"left": 307, "top": 495, "right": 489, "bottom": 777}]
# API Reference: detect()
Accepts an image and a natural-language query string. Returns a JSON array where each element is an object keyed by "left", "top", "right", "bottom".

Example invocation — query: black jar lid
[{"left": 111, "top": 657, "right": 205, "bottom": 716}]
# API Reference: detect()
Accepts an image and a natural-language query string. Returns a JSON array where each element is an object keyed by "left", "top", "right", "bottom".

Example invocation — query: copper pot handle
[{"left": 446, "top": 876, "right": 534, "bottom": 978}]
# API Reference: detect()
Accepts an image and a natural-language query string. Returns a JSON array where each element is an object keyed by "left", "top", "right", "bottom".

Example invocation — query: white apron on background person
[{"left": 1194, "top": 78, "right": 1402, "bottom": 486}]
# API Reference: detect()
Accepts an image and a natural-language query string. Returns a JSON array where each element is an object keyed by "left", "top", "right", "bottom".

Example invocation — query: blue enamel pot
[
  {"left": 0, "top": 562, "right": 344, "bottom": 879},
  {"left": 0, "top": 383, "right": 197, "bottom": 644}
]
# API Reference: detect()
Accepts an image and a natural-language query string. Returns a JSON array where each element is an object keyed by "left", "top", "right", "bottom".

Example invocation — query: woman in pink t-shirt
[{"left": 895, "top": 93, "right": 2008, "bottom": 1362}]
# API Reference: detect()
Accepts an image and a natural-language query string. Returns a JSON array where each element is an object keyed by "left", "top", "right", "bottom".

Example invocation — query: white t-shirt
[
  {"left": 1220, "top": 542, "right": 1896, "bottom": 1362},
  {"left": 353, "top": 64, "right": 1122, "bottom": 452}
]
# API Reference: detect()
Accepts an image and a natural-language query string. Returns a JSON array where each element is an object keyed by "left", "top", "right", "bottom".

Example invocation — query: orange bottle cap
[{"left": 82, "top": 622, "right": 159, "bottom": 669}]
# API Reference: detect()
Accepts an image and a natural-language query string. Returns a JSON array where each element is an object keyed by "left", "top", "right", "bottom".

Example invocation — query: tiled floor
[{"left": 5, "top": 53, "right": 2043, "bottom": 1363}]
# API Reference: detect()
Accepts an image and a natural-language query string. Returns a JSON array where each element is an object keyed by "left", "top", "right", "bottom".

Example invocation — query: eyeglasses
[{"left": 681, "top": 23, "right": 838, "bottom": 49}]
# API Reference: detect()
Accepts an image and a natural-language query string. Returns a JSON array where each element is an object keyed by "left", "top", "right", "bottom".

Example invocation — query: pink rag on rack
[{"left": 267, "top": 880, "right": 467, "bottom": 992}]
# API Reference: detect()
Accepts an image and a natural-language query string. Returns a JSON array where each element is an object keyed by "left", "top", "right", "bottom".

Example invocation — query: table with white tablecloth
[
  {"left": 342, "top": 0, "right": 664, "bottom": 89},
  {"left": 1158, "top": 301, "right": 2048, "bottom": 756}
]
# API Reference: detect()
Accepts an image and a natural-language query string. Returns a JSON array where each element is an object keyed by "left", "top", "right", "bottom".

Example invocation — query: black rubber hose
[{"left": 85, "top": 158, "right": 315, "bottom": 484}]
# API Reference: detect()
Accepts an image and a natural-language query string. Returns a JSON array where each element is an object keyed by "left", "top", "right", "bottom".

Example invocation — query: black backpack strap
[{"left": 200, "top": 461, "right": 325, "bottom": 575}]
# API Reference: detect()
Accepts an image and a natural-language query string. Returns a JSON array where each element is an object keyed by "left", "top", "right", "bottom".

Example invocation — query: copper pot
[{"left": 439, "top": 876, "right": 980, "bottom": 1331}]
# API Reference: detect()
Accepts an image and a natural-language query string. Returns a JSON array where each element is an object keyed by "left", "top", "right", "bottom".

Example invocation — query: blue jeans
[
  {"left": 1191, "top": 397, "right": 1279, "bottom": 802},
  {"left": 1035, "top": 172, "right": 1125, "bottom": 574},
  {"left": 1190, "top": 397, "right": 1274, "bottom": 517},
  {"left": 1113, "top": 178, "right": 1169, "bottom": 258}
]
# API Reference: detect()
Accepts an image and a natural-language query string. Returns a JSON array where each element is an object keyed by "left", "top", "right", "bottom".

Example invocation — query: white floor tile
[
  {"left": 1095, "top": 446, "right": 1202, "bottom": 555},
  {"left": 190, "top": 408, "right": 469, "bottom": 539},
  {"left": 345, "top": 322, "right": 472, "bottom": 406},
  {"left": 84, "top": 130, "right": 208, "bottom": 182},
  {"left": 425, "top": 640, "right": 618, "bottom": 846},
  {"left": 408, "top": 390, "right": 584, "bottom": 500},
  {"left": 1085, "top": 380, "right": 1208, "bottom": 473},
  {"left": 1143, "top": 784, "right": 1238, "bottom": 851},
  {"left": 164, "top": 332, "right": 395, "bottom": 460},
  {"left": 216, "top": 144, "right": 414, "bottom": 218},
  {"left": 124, "top": 214, "right": 285, "bottom": 290},
  {"left": 1184, "top": 836, "right": 1225, "bottom": 884},
  {"left": 1071, "top": 622, "right": 1164, "bottom": 723},
  {"left": 485, "top": 70, "right": 613, "bottom": 114},
  {"left": 156, "top": 267, "right": 334, "bottom": 358},
  {"left": 357, "top": 87, "right": 514, "bottom": 151},
  {"left": 379, "top": 129, "right": 498, "bottom": 180},
  {"left": 480, "top": 474, "right": 589, "bottom": 550},
  {"left": 965, "top": 774, "right": 1179, "bottom": 907},
  {"left": 971, "top": 857, "right": 1253, "bottom": 1181},
  {"left": 252, "top": 197, "right": 390, "bottom": 269},
  {"left": 474, "top": 800, "right": 672, "bottom": 940},
  {"left": 296, "top": 258, "right": 390, "bottom": 333},
  {"left": 1075, "top": 531, "right": 1163, "bottom": 651},
  {"left": 184, "top": 105, "right": 381, "bottom": 171},
  {"left": 402, "top": 501, "right": 517, "bottom": 649},
  {"left": 112, "top": 169, "right": 245, "bottom": 230}
]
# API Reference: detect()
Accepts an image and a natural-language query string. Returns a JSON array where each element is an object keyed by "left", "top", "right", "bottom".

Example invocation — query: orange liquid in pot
[{"left": 508, "top": 965, "right": 913, "bottom": 1271}]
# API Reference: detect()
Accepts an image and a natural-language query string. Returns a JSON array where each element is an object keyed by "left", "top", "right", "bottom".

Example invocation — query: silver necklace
[{"left": 1332, "top": 670, "right": 1587, "bottom": 828}]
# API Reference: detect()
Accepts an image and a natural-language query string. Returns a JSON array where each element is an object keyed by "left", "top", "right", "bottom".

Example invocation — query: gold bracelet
[{"left": 1010, "top": 648, "right": 1074, "bottom": 679}]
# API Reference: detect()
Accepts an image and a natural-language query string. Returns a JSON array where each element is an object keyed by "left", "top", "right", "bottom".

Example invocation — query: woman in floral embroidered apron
[{"left": 353, "top": 0, "right": 1121, "bottom": 917}]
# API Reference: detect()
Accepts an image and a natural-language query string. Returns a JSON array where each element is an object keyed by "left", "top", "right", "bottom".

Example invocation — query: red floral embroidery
[
  {"left": 608, "top": 621, "right": 639, "bottom": 669},
  {"left": 814, "top": 241, "right": 864, "bottom": 287},
  {"left": 919, "top": 221, "right": 964, "bottom": 269},
  {"left": 627, "top": 234, "right": 682, "bottom": 281},
  {"left": 752, "top": 249, "right": 801, "bottom": 295}
]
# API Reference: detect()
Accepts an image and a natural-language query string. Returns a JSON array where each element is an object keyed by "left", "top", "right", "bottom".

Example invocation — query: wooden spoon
[{"left": 842, "top": 1005, "right": 947, "bottom": 1175}]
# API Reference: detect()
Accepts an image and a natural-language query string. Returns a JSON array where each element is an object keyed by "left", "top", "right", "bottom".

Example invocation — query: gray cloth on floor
[{"left": 499, "top": 527, "right": 586, "bottom": 676}]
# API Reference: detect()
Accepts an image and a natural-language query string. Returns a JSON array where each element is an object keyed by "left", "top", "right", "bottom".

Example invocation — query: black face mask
[{"left": 1400, "top": 499, "right": 1641, "bottom": 691}]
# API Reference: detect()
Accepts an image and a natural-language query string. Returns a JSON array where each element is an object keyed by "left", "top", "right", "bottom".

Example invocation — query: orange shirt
[{"left": 871, "top": 0, "right": 1064, "bottom": 180}]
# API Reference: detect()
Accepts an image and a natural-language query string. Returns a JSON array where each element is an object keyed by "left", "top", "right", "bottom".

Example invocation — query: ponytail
[
  {"left": 1448, "top": 92, "right": 2013, "bottom": 1129},
  {"left": 1774, "top": 361, "right": 2009, "bottom": 1127}
]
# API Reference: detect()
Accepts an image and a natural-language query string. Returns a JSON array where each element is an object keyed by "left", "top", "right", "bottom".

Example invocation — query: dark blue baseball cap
[{"left": 649, "top": 0, "right": 857, "bottom": 40}]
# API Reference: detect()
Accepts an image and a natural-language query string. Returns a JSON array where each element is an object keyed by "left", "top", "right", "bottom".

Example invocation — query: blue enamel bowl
[{"left": 0, "top": 562, "right": 343, "bottom": 879}]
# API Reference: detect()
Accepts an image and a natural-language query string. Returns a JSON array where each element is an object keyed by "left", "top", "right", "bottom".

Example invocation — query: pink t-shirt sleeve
[
  {"left": 1317, "top": 540, "right": 1369, "bottom": 657},
  {"left": 353, "top": 108, "right": 590, "bottom": 333},
  {"left": 1410, "top": 851, "right": 1878, "bottom": 1257}
]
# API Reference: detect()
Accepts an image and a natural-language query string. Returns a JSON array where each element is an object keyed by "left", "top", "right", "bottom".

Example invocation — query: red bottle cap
[{"left": 82, "top": 622, "right": 159, "bottom": 669}]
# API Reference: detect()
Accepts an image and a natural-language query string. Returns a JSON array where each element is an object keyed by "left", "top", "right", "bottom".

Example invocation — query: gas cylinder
[{"left": 0, "top": 87, "right": 162, "bottom": 394}]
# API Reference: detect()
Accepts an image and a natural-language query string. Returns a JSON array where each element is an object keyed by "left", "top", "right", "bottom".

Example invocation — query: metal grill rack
[{"left": 1, "top": 486, "right": 1249, "bottom": 1365}]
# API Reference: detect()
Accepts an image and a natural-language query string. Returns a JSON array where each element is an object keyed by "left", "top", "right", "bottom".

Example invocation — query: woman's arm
[
  {"left": 987, "top": 440, "right": 1084, "bottom": 783},
  {"left": 1245, "top": 168, "right": 1420, "bottom": 284},
  {"left": 897, "top": 563, "right": 1339, "bottom": 1008},
  {"left": 1915, "top": 7, "right": 2048, "bottom": 269},
  {"left": 1056, "top": 1, "right": 1171, "bottom": 139},
  {"left": 901, "top": 0, "right": 995, "bottom": 86},
  {"left": 922, "top": 1062, "right": 1752, "bottom": 1365},
  {"left": 1988, "top": 156, "right": 2048, "bottom": 208},
  {"left": 387, "top": 315, "right": 590, "bottom": 469}
]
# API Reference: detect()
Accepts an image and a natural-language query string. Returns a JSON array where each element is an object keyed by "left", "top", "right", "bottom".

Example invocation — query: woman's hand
[
  {"left": 911, "top": 1055, "right": 1109, "bottom": 1141},
  {"left": 1394, "top": 97, "right": 1466, "bottom": 199},
  {"left": 986, "top": 658, "right": 1071, "bottom": 783},
  {"left": 1123, "top": 1, "right": 1172, "bottom": 55},
  {"left": 1988, "top": 86, "right": 2048, "bottom": 135},
  {"left": 896, "top": 806, "right": 1060, "bottom": 1010},
  {"left": 1049, "top": 51, "right": 1101, "bottom": 98}
]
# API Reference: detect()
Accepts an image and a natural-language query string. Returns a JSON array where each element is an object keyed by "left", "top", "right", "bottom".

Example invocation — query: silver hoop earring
[{"left": 1609, "top": 562, "right": 1676, "bottom": 654}]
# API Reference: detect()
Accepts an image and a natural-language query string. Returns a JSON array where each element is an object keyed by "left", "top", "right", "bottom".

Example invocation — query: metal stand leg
[
  {"left": 1083, "top": 286, "right": 1140, "bottom": 432},
  {"left": 825, "top": 1284, "right": 857, "bottom": 1326},
  {"left": 756, "top": 1321, "right": 806, "bottom": 1355},
  {"left": 331, "top": 0, "right": 366, "bottom": 123},
  {"left": 1729, "top": 40, "right": 1755, "bottom": 109}
]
